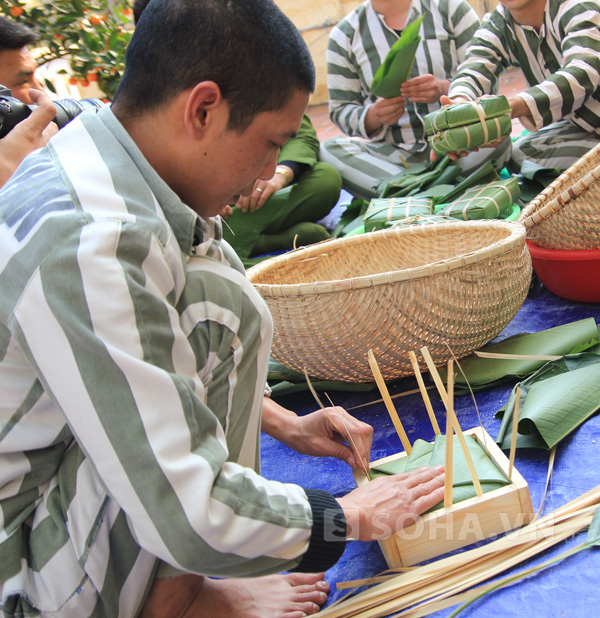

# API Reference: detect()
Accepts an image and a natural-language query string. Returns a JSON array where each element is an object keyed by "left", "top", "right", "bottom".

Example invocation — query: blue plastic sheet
[{"left": 261, "top": 282, "right": 600, "bottom": 616}]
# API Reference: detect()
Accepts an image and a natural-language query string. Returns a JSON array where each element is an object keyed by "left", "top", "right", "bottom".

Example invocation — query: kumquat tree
[{"left": 0, "top": 0, "right": 134, "bottom": 99}]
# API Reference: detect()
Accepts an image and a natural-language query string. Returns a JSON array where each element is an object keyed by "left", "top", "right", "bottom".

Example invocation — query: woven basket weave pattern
[
  {"left": 519, "top": 160, "right": 600, "bottom": 250},
  {"left": 518, "top": 142, "right": 600, "bottom": 250},
  {"left": 248, "top": 221, "right": 532, "bottom": 382}
]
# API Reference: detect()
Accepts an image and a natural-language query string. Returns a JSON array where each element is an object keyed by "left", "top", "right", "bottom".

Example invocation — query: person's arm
[
  {"left": 447, "top": 9, "right": 512, "bottom": 102},
  {"left": 0, "top": 89, "right": 57, "bottom": 187},
  {"left": 327, "top": 22, "right": 390, "bottom": 141},
  {"left": 261, "top": 396, "right": 373, "bottom": 470},
  {"left": 513, "top": 3, "right": 600, "bottom": 132}
]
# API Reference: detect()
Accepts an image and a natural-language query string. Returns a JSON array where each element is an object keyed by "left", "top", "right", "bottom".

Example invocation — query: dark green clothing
[{"left": 222, "top": 115, "right": 342, "bottom": 260}]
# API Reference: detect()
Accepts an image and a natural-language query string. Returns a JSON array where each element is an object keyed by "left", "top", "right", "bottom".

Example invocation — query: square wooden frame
[{"left": 354, "top": 426, "right": 534, "bottom": 567}]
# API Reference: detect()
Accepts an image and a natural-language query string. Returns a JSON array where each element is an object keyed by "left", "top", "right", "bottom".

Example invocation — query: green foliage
[{"left": 0, "top": 0, "right": 134, "bottom": 99}]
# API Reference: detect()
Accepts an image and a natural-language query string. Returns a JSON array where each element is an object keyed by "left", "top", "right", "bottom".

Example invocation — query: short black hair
[
  {"left": 0, "top": 15, "right": 38, "bottom": 52},
  {"left": 132, "top": 0, "right": 150, "bottom": 26},
  {"left": 112, "top": 0, "right": 315, "bottom": 131}
]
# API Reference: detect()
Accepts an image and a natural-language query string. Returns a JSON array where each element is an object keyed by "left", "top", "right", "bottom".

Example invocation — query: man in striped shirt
[
  {"left": 447, "top": 0, "right": 600, "bottom": 170},
  {"left": 321, "top": 0, "right": 511, "bottom": 200},
  {"left": 0, "top": 1, "right": 445, "bottom": 617}
]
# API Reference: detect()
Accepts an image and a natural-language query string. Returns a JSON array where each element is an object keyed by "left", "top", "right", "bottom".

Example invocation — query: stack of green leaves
[
  {"left": 371, "top": 434, "right": 509, "bottom": 512},
  {"left": 370, "top": 17, "right": 424, "bottom": 98},
  {"left": 425, "top": 96, "right": 512, "bottom": 156},
  {"left": 440, "top": 317, "right": 600, "bottom": 393},
  {"left": 363, "top": 196, "right": 433, "bottom": 231},
  {"left": 437, "top": 177, "right": 520, "bottom": 220},
  {"left": 496, "top": 351, "right": 600, "bottom": 450}
]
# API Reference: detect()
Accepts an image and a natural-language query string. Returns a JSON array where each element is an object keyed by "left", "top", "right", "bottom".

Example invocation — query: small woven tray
[
  {"left": 247, "top": 221, "right": 531, "bottom": 382},
  {"left": 519, "top": 160, "right": 600, "bottom": 250}
]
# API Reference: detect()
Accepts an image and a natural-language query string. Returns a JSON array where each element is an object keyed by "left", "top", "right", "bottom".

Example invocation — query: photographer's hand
[{"left": 0, "top": 88, "right": 58, "bottom": 188}]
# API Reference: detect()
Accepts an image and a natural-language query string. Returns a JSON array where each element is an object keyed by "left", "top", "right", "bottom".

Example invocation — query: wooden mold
[{"left": 353, "top": 425, "right": 534, "bottom": 567}]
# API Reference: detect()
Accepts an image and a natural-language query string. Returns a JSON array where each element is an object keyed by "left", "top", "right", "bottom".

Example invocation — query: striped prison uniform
[
  {"left": 321, "top": 0, "right": 511, "bottom": 200},
  {"left": 448, "top": 0, "right": 600, "bottom": 171},
  {"left": 0, "top": 107, "right": 345, "bottom": 617}
]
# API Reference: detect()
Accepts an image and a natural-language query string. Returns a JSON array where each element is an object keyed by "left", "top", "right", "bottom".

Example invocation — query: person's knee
[{"left": 309, "top": 162, "right": 343, "bottom": 203}]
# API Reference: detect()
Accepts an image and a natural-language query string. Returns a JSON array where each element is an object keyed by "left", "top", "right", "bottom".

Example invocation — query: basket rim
[
  {"left": 247, "top": 220, "right": 527, "bottom": 297},
  {"left": 521, "top": 162, "right": 600, "bottom": 230}
]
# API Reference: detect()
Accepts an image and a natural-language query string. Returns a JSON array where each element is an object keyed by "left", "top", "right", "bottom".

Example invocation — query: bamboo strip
[
  {"left": 346, "top": 386, "right": 435, "bottom": 412},
  {"left": 319, "top": 508, "right": 595, "bottom": 618},
  {"left": 367, "top": 349, "right": 412, "bottom": 454},
  {"left": 319, "top": 488, "right": 600, "bottom": 618},
  {"left": 474, "top": 351, "right": 563, "bottom": 361},
  {"left": 304, "top": 369, "right": 371, "bottom": 480},
  {"left": 325, "top": 393, "right": 371, "bottom": 480},
  {"left": 408, "top": 351, "right": 441, "bottom": 435},
  {"left": 508, "top": 386, "right": 521, "bottom": 482},
  {"left": 444, "top": 361, "right": 454, "bottom": 508},
  {"left": 420, "top": 346, "right": 449, "bottom": 409}
]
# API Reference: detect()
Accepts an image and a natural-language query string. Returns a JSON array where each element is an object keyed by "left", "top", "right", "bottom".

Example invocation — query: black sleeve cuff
[
  {"left": 290, "top": 489, "right": 347, "bottom": 573},
  {"left": 278, "top": 160, "right": 309, "bottom": 180}
]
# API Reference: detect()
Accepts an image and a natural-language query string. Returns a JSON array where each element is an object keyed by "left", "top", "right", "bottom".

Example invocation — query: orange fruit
[
  {"left": 9, "top": 6, "right": 24, "bottom": 17},
  {"left": 68, "top": 76, "right": 78, "bottom": 86},
  {"left": 88, "top": 14, "right": 103, "bottom": 25},
  {"left": 86, "top": 72, "right": 98, "bottom": 82},
  {"left": 80, "top": 79, "right": 89, "bottom": 87}
]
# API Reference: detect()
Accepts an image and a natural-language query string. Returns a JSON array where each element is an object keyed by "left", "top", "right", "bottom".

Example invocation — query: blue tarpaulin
[{"left": 261, "top": 283, "right": 600, "bottom": 617}]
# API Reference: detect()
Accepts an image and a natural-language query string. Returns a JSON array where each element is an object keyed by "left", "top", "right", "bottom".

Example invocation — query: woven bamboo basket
[
  {"left": 517, "top": 141, "right": 600, "bottom": 216},
  {"left": 518, "top": 163, "right": 600, "bottom": 250},
  {"left": 517, "top": 143, "right": 600, "bottom": 250},
  {"left": 247, "top": 220, "right": 532, "bottom": 382}
]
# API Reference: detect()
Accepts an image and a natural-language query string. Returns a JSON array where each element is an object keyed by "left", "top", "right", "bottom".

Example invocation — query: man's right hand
[{"left": 337, "top": 465, "right": 445, "bottom": 541}]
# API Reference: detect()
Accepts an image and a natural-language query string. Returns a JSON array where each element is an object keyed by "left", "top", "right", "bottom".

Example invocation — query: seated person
[
  {"left": 221, "top": 113, "right": 342, "bottom": 261},
  {"left": 0, "top": 2, "right": 445, "bottom": 617},
  {"left": 0, "top": 16, "right": 44, "bottom": 104},
  {"left": 446, "top": 0, "right": 600, "bottom": 172},
  {"left": 320, "top": 0, "right": 511, "bottom": 200}
]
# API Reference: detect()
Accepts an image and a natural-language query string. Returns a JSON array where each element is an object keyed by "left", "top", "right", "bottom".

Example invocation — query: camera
[{"left": 0, "top": 85, "right": 104, "bottom": 139}]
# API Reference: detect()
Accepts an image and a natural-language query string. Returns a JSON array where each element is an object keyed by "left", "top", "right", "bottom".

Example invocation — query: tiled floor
[{"left": 307, "top": 66, "right": 528, "bottom": 142}]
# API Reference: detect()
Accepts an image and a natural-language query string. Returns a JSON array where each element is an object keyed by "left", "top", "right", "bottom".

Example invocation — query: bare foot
[{"left": 140, "top": 572, "right": 330, "bottom": 618}]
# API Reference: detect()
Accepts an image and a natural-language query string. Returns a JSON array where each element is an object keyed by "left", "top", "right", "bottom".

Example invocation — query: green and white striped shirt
[
  {"left": 0, "top": 107, "right": 343, "bottom": 615},
  {"left": 448, "top": 0, "right": 600, "bottom": 133},
  {"left": 326, "top": 0, "right": 480, "bottom": 151}
]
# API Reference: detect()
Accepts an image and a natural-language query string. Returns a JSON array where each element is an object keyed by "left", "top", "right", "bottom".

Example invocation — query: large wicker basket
[
  {"left": 247, "top": 221, "right": 532, "bottom": 382},
  {"left": 517, "top": 142, "right": 600, "bottom": 250}
]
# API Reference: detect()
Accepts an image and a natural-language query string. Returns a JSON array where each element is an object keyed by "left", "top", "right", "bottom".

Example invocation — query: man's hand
[
  {"left": 235, "top": 165, "right": 291, "bottom": 213},
  {"left": 401, "top": 74, "right": 449, "bottom": 104},
  {"left": 0, "top": 88, "right": 58, "bottom": 187},
  {"left": 261, "top": 398, "right": 372, "bottom": 469},
  {"left": 366, "top": 95, "right": 406, "bottom": 135},
  {"left": 337, "top": 466, "right": 445, "bottom": 540}
]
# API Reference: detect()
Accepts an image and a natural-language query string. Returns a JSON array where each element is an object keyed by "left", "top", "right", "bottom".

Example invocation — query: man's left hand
[{"left": 401, "top": 74, "right": 448, "bottom": 104}]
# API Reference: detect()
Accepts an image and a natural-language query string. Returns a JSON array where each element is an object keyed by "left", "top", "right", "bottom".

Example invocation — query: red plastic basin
[{"left": 527, "top": 240, "right": 600, "bottom": 303}]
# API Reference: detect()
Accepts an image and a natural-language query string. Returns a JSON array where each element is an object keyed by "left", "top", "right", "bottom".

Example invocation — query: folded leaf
[
  {"left": 496, "top": 351, "right": 600, "bottom": 449},
  {"left": 371, "top": 434, "right": 509, "bottom": 511},
  {"left": 371, "top": 17, "right": 424, "bottom": 98}
]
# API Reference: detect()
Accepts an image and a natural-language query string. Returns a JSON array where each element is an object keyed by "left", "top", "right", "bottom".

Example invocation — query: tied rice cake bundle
[
  {"left": 363, "top": 196, "right": 433, "bottom": 231},
  {"left": 439, "top": 177, "right": 520, "bottom": 221},
  {"left": 425, "top": 96, "right": 512, "bottom": 156}
]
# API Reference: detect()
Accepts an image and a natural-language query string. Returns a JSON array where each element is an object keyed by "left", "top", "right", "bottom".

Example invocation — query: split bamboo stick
[
  {"left": 367, "top": 349, "right": 412, "bottom": 454},
  {"left": 508, "top": 386, "right": 521, "bottom": 482},
  {"left": 444, "top": 361, "right": 454, "bottom": 508},
  {"left": 408, "top": 351, "right": 440, "bottom": 435},
  {"left": 318, "top": 486, "right": 600, "bottom": 618}
]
